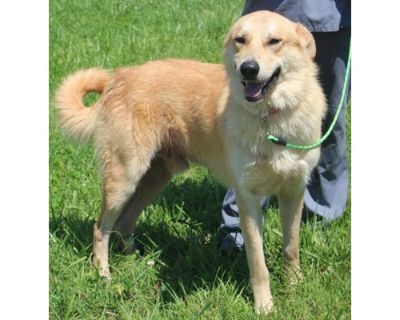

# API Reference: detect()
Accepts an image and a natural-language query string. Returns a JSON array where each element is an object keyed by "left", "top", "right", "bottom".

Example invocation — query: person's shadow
[{"left": 133, "top": 172, "right": 252, "bottom": 302}]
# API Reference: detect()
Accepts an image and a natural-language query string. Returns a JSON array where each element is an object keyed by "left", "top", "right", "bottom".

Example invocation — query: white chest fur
[
  {"left": 224, "top": 104, "right": 319, "bottom": 197},
  {"left": 229, "top": 141, "right": 314, "bottom": 197}
]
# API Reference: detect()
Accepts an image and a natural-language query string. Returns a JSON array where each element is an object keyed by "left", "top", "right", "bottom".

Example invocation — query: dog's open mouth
[{"left": 241, "top": 67, "right": 281, "bottom": 102}]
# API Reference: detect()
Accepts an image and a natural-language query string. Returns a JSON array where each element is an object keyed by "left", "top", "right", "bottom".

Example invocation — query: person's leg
[
  {"left": 304, "top": 28, "right": 351, "bottom": 220},
  {"left": 219, "top": 188, "right": 245, "bottom": 250}
]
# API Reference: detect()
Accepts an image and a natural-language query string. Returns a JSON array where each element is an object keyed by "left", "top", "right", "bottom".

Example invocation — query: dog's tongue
[{"left": 244, "top": 82, "right": 264, "bottom": 100}]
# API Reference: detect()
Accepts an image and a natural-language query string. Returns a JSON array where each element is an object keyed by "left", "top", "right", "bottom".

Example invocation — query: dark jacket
[{"left": 243, "top": 0, "right": 351, "bottom": 32}]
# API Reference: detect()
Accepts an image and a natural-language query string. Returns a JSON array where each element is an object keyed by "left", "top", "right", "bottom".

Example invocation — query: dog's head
[{"left": 223, "top": 11, "right": 316, "bottom": 115}]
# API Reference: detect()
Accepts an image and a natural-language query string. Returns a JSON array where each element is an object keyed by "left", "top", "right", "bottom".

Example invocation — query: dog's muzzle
[{"left": 241, "top": 67, "right": 281, "bottom": 102}]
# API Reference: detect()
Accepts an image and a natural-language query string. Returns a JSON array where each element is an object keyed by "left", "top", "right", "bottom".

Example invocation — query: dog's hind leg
[
  {"left": 92, "top": 149, "right": 154, "bottom": 278},
  {"left": 114, "top": 155, "right": 186, "bottom": 254}
]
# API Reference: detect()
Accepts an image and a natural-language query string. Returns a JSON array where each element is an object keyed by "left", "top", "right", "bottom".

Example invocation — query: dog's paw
[
  {"left": 91, "top": 253, "right": 112, "bottom": 280},
  {"left": 285, "top": 264, "right": 303, "bottom": 286},
  {"left": 99, "top": 268, "right": 111, "bottom": 280},
  {"left": 115, "top": 233, "right": 137, "bottom": 255},
  {"left": 255, "top": 300, "right": 274, "bottom": 316},
  {"left": 120, "top": 239, "right": 136, "bottom": 255}
]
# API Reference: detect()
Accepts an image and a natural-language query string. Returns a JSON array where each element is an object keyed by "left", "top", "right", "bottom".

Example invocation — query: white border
[
  {"left": 352, "top": 1, "right": 400, "bottom": 319},
  {"left": 0, "top": 1, "right": 48, "bottom": 318},
  {"left": 2, "top": 1, "right": 400, "bottom": 318}
]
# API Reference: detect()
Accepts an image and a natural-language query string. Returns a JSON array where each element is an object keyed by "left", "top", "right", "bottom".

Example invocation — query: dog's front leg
[
  {"left": 236, "top": 189, "right": 273, "bottom": 314},
  {"left": 277, "top": 185, "right": 305, "bottom": 283}
]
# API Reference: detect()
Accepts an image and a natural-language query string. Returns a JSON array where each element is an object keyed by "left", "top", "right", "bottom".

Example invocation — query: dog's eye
[
  {"left": 234, "top": 36, "right": 246, "bottom": 44},
  {"left": 268, "top": 38, "right": 281, "bottom": 45}
]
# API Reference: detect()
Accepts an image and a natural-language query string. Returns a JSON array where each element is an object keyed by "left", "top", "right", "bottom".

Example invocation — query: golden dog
[{"left": 55, "top": 11, "right": 326, "bottom": 314}]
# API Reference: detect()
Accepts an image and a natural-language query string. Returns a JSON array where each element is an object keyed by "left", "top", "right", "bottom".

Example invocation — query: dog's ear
[{"left": 296, "top": 24, "right": 316, "bottom": 59}]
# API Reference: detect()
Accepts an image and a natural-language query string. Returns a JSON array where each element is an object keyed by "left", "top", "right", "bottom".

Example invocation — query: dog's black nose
[{"left": 240, "top": 60, "right": 260, "bottom": 79}]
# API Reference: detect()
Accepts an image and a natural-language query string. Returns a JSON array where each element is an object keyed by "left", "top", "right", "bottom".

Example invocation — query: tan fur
[
  {"left": 56, "top": 68, "right": 111, "bottom": 141},
  {"left": 55, "top": 11, "right": 326, "bottom": 315}
]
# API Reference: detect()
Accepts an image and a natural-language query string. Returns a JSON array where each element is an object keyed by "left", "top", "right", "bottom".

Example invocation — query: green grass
[{"left": 49, "top": 1, "right": 351, "bottom": 319}]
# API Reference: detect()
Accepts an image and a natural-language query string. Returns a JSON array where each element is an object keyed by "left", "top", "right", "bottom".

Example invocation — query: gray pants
[{"left": 220, "top": 29, "right": 351, "bottom": 237}]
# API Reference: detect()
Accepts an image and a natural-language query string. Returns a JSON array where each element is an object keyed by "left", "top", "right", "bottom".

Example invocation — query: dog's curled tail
[{"left": 55, "top": 68, "right": 111, "bottom": 142}]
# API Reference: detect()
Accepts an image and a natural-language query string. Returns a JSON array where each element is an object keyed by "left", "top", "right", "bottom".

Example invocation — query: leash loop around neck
[{"left": 265, "top": 40, "right": 351, "bottom": 150}]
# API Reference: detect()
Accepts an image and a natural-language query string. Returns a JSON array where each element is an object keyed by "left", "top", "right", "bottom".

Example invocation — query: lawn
[{"left": 49, "top": 1, "right": 351, "bottom": 319}]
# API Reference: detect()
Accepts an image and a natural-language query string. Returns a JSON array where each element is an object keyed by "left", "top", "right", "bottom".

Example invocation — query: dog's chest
[
  {"left": 229, "top": 140, "right": 309, "bottom": 196},
  {"left": 223, "top": 105, "right": 317, "bottom": 196}
]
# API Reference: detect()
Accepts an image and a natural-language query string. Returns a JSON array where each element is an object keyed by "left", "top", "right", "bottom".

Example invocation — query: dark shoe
[
  {"left": 301, "top": 207, "right": 322, "bottom": 222},
  {"left": 218, "top": 229, "right": 244, "bottom": 255}
]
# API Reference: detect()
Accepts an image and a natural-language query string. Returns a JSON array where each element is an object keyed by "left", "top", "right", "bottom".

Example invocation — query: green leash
[{"left": 265, "top": 41, "right": 351, "bottom": 150}]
